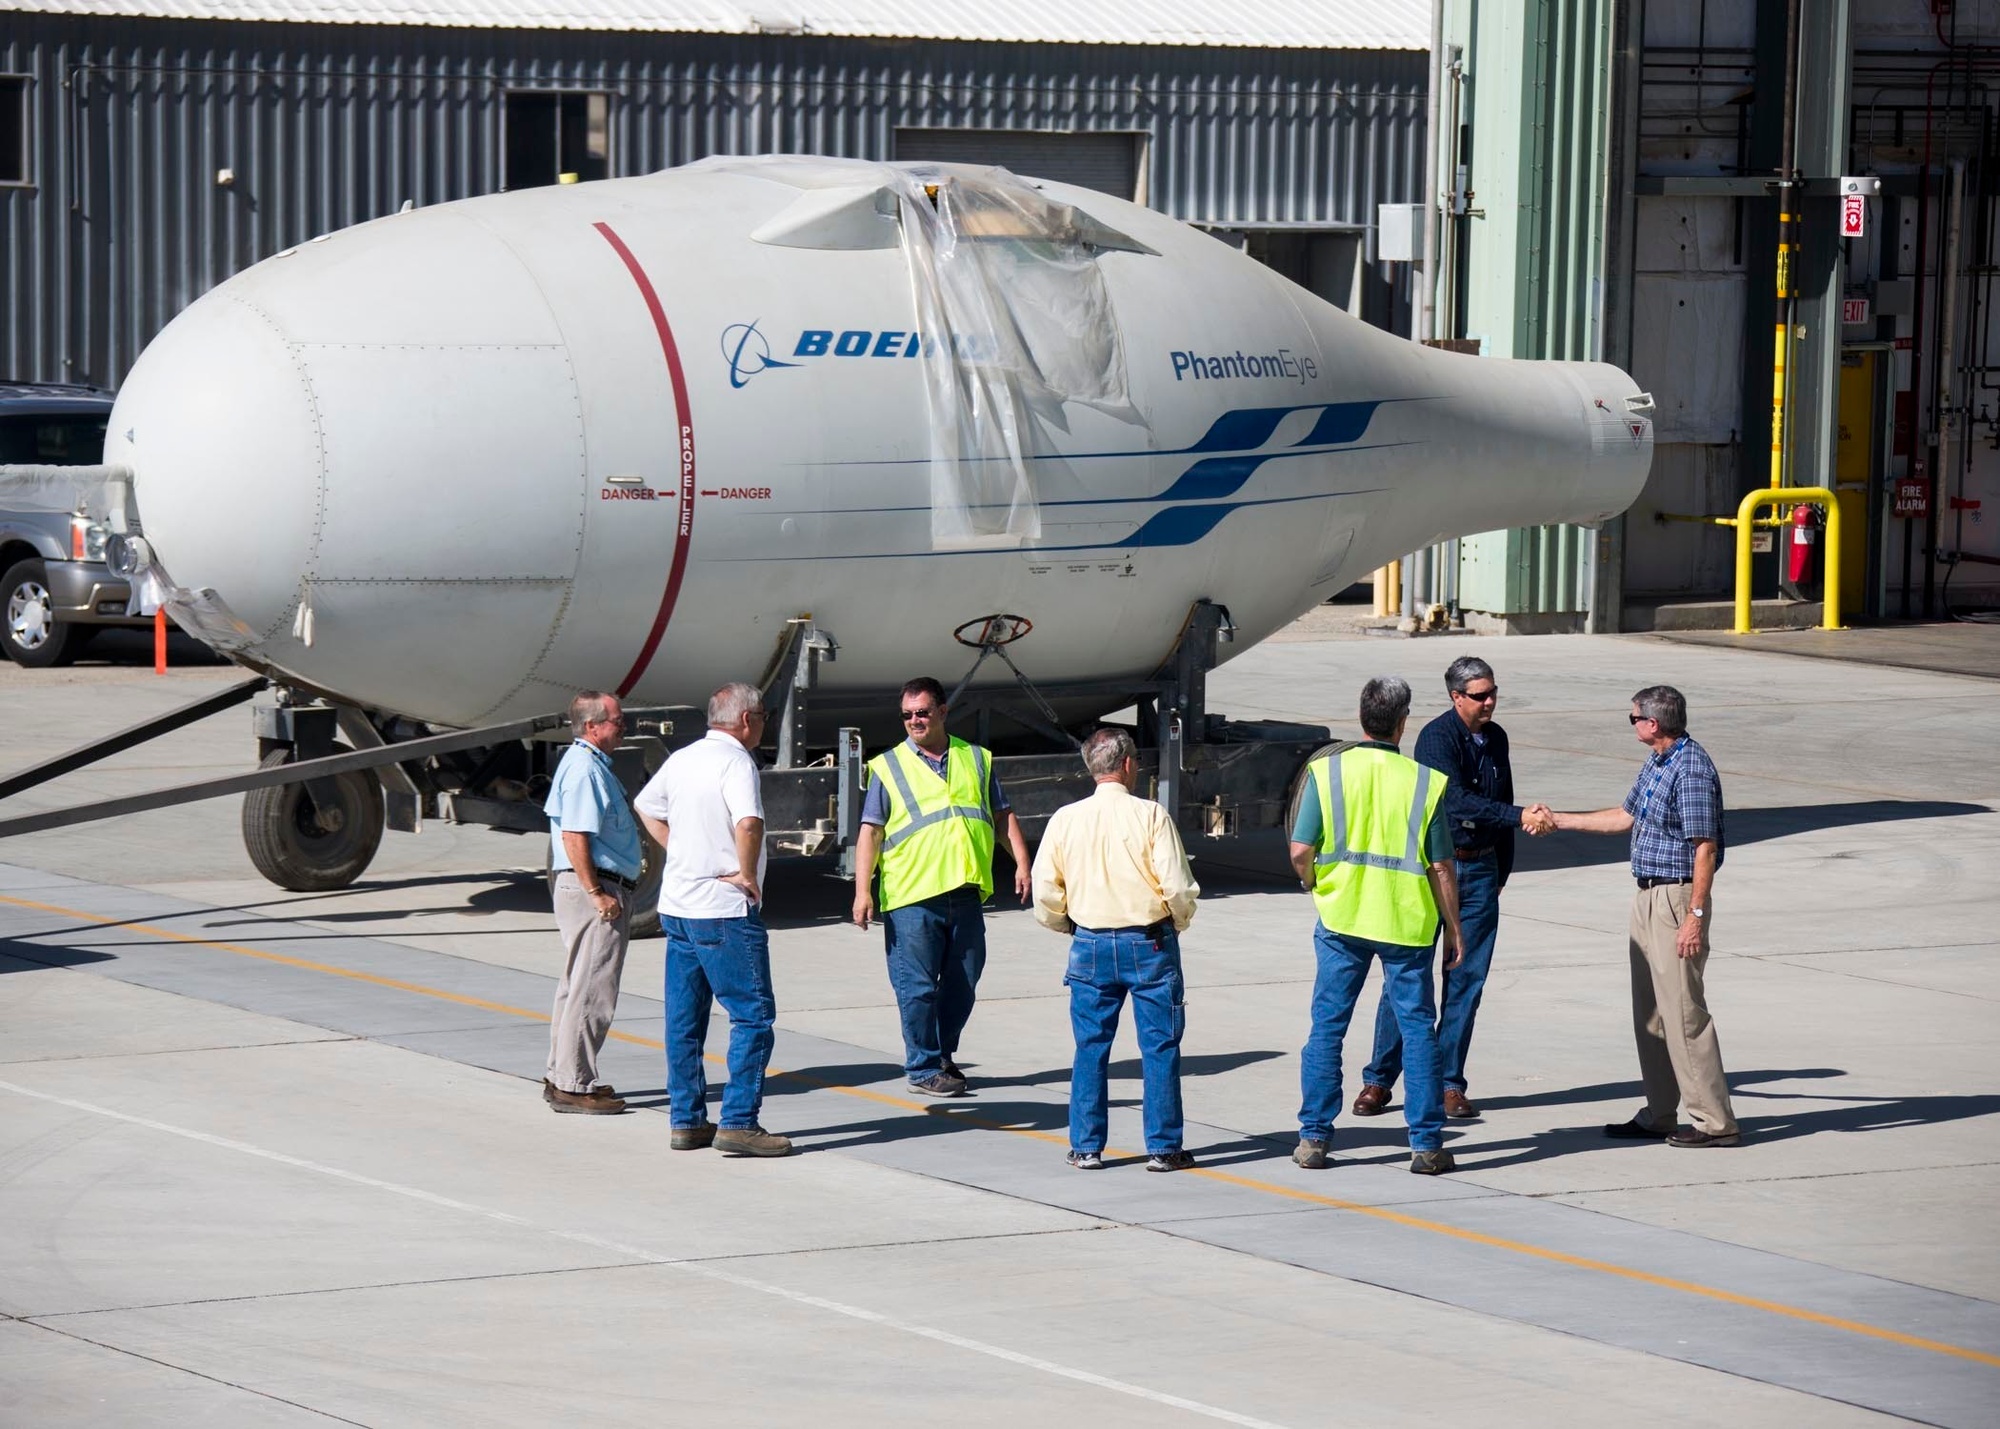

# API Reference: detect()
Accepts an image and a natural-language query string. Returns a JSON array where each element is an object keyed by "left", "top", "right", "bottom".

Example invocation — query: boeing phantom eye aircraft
[{"left": 1, "top": 155, "right": 1653, "bottom": 911}]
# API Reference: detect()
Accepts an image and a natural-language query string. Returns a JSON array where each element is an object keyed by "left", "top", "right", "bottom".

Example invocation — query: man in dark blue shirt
[{"left": 1353, "top": 656, "right": 1549, "bottom": 1122}]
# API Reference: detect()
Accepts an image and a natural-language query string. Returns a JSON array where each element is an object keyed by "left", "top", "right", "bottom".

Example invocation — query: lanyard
[{"left": 1637, "top": 738, "right": 1687, "bottom": 826}]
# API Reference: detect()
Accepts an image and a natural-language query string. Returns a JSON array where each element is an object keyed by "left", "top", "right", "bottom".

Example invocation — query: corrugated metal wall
[
  {"left": 0, "top": 16, "right": 1426, "bottom": 387},
  {"left": 1430, "top": 0, "right": 1615, "bottom": 628}
]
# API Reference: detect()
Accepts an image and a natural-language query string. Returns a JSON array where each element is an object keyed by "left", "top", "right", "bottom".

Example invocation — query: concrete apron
[{"left": 2, "top": 861, "right": 1996, "bottom": 1427}]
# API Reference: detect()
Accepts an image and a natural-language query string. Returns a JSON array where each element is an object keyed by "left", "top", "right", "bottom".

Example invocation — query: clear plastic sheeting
[
  {"left": 0, "top": 463, "right": 131, "bottom": 516},
  {"left": 895, "top": 162, "right": 1147, "bottom": 547},
  {"left": 703, "top": 155, "right": 1149, "bottom": 547},
  {"left": 163, "top": 587, "right": 261, "bottom": 653}
]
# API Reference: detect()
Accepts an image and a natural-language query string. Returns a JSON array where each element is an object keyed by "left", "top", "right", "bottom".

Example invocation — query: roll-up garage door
[{"left": 892, "top": 128, "right": 1141, "bottom": 200}]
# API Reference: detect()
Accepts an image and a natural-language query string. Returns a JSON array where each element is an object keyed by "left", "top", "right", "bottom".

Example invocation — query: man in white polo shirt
[{"left": 633, "top": 682, "right": 790, "bottom": 1158}]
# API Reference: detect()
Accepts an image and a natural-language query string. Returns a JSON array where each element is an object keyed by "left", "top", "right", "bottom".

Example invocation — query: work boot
[
  {"left": 1293, "top": 1138, "right": 1330, "bottom": 1170},
  {"left": 547, "top": 1086, "right": 626, "bottom": 1115},
  {"left": 714, "top": 1126, "right": 793, "bottom": 1157},
  {"left": 670, "top": 1123, "right": 716, "bottom": 1151},
  {"left": 1409, "top": 1149, "right": 1456, "bottom": 1176}
]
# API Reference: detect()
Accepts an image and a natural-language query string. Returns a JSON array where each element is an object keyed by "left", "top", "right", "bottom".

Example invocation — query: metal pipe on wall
[
  {"left": 1769, "top": 0, "right": 1803, "bottom": 492},
  {"left": 1419, "top": 0, "right": 1444, "bottom": 344},
  {"left": 1936, "top": 157, "right": 1966, "bottom": 603}
]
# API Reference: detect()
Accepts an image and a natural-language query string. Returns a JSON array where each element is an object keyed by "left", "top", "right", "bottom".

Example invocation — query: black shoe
[
  {"left": 1146, "top": 1150, "right": 1196, "bottom": 1173},
  {"left": 1667, "top": 1126, "right": 1741, "bottom": 1148},
  {"left": 1603, "top": 1117, "right": 1672, "bottom": 1140},
  {"left": 941, "top": 1054, "right": 964, "bottom": 1083}
]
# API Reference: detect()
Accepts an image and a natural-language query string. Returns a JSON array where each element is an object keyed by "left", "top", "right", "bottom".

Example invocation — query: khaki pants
[
  {"left": 1629, "top": 882, "right": 1737, "bottom": 1136},
  {"left": 547, "top": 871, "right": 631, "bottom": 1094}
]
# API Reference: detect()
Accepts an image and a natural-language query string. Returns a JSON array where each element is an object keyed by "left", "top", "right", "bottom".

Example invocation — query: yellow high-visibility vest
[
  {"left": 869, "top": 736, "right": 996, "bottom": 912},
  {"left": 1307, "top": 745, "right": 1447, "bottom": 946}
]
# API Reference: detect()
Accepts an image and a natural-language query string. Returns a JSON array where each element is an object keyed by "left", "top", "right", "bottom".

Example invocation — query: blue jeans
[
  {"left": 1299, "top": 924, "right": 1443, "bottom": 1151},
  {"left": 1066, "top": 925, "right": 1186, "bottom": 1155},
  {"left": 663, "top": 910, "right": 776, "bottom": 1130},
  {"left": 881, "top": 886, "right": 987, "bottom": 1078},
  {"left": 1365, "top": 855, "right": 1501, "bottom": 1095}
]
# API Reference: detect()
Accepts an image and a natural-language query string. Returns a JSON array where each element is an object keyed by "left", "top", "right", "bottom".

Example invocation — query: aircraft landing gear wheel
[{"left": 242, "top": 745, "right": 385, "bottom": 892}]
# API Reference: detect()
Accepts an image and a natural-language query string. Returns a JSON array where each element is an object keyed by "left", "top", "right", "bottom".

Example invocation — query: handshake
[{"left": 1521, "top": 803, "right": 1561, "bottom": 836}]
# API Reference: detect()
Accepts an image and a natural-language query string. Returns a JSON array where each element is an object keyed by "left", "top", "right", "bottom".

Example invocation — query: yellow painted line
[{"left": 4, "top": 888, "right": 1998, "bottom": 1371}]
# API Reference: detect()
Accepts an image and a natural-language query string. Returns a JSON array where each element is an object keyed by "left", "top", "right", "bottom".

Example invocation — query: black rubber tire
[
  {"left": 242, "top": 745, "right": 385, "bottom": 892},
  {"left": 1285, "top": 739, "right": 1360, "bottom": 838},
  {"left": 544, "top": 826, "right": 663, "bottom": 939},
  {"left": 1, "top": 558, "right": 88, "bottom": 668}
]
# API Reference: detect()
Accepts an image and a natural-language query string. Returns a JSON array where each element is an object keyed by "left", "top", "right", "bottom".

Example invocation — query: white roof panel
[{"left": 1, "top": 0, "right": 1430, "bottom": 47}]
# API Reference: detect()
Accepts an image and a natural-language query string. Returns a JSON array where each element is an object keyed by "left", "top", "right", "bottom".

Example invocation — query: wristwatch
[{"left": 1690, "top": 906, "right": 1707, "bottom": 919}]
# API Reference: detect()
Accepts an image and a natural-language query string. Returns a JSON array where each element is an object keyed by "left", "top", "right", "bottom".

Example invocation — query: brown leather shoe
[
  {"left": 1443, "top": 1089, "right": 1479, "bottom": 1119},
  {"left": 1351, "top": 1084, "right": 1391, "bottom": 1116},
  {"left": 1667, "top": 1125, "right": 1741, "bottom": 1148},
  {"left": 547, "top": 1086, "right": 626, "bottom": 1115}
]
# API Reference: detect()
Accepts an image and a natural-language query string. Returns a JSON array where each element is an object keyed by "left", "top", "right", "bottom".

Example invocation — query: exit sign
[{"left": 1843, "top": 296, "right": 1871, "bottom": 325}]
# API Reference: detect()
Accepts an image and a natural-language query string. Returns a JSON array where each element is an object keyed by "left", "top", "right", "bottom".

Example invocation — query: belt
[
  {"left": 563, "top": 867, "right": 637, "bottom": 891},
  {"left": 1635, "top": 875, "right": 1693, "bottom": 889},
  {"left": 1455, "top": 846, "right": 1497, "bottom": 861},
  {"left": 1076, "top": 918, "right": 1175, "bottom": 940}
]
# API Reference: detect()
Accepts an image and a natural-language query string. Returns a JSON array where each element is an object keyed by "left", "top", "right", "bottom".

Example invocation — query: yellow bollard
[{"left": 1733, "top": 486, "right": 1842, "bottom": 634}]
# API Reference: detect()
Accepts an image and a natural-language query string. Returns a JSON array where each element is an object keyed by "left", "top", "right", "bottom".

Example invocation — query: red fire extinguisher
[{"left": 1787, "top": 502, "right": 1819, "bottom": 585}]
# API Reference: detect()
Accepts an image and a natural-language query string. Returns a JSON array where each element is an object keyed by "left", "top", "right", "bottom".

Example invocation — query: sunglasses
[
  {"left": 1629, "top": 713, "right": 1655, "bottom": 725},
  {"left": 1455, "top": 687, "right": 1499, "bottom": 703},
  {"left": 901, "top": 707, "right": 941, "bottom": 723}
]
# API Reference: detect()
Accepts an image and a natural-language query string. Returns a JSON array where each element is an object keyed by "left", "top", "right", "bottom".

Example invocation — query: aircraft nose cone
[{"left": 107, "top": 294, "right": 319, "bottom": 646}]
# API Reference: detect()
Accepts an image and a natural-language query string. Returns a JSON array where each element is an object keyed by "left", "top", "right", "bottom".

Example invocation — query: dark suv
[{"left": 0, "top": 381, "right": 146, "bottom": 666}]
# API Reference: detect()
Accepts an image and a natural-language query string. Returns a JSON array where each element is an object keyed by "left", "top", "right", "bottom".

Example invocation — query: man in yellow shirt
[{"left": 1032, "top": 728, "right": 1201, "bottom": 1172}]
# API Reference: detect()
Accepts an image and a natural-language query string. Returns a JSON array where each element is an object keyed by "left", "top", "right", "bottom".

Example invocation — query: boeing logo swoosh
[{"left": 721, "top": 321, "right": 799, "bottom": 388}]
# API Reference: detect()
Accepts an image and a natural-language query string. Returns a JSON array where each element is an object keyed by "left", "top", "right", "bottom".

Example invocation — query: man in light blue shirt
[{"left": 542, "top": 690, "right": 642, "bottom": 1114}]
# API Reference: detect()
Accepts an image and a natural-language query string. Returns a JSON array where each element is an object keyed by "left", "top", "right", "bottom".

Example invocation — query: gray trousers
[
  {"left": 546, "top": 870, "right": 631, "bottom": 1094},
  {"left": 1629, "top": 882, "right": 1737, "bottom": 1136}
]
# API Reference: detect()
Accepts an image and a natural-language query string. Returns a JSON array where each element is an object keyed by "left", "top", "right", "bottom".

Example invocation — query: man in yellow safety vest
[
  {"left": 852, "top": 676, "right": 1032, "bottom": 1096},
  {"left": 1288, "top": 675, "right": 1464, "bottom": 1175}
]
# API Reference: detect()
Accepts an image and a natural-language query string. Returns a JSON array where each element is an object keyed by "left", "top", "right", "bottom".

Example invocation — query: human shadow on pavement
[
  {"left": 967, "top": 1049, "right": 1285, "bottom": 1092},
  {"left": 1511, "top": 799, "right": 1988, "bottom": 874},
  {"left": 785, "top": 1096, "right": 1286, "bottom": 1168},
  {"left": 1442, "top": 1082, "right": 2000, "bottom": 1171},
  {"left": 1459, "top": 1066, "right": 1846, "bottom": 1115}
]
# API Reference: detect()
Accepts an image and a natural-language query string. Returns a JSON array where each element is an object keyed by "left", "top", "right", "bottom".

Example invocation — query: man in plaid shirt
[{"left": 1545, "top": 685, "right": 1739, "bottom": 1147}]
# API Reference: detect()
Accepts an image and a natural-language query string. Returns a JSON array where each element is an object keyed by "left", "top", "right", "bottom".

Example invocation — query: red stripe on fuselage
[{"left": 594, "top": 220, "right": 696, "bottom": 699}]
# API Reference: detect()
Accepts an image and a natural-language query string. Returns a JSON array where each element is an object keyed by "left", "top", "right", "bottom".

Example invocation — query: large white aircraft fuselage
[{"left": 107, "top": 157, "right": 1652, "bottom": 730}]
